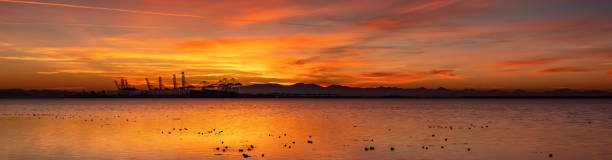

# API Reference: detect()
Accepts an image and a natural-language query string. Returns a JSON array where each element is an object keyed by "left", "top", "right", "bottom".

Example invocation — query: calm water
[{"left": 0, "top": 99, "right": 610, "bottom": 160}]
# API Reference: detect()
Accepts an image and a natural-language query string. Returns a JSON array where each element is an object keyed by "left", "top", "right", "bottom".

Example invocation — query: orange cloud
[
  {"left": 489, "top": 69, "right": 519, "bottom": 76},
  {"left": 395, "top": 0, "right": 458, "bottom": 15},
  {"left": 0, "top": 56, "right": 76, "bottom": 61},
  {"left": 357, "top": 19, "right": 404, "bottom": 29},
  {"left": 176, "top": 35, "right": 355, "bottom": 51},
  {"left": 534, "top": 67, "right": 593, "bottom": 74},
  {"left": 353, "top": 69, "right": 462, "bottom": 84},
  {"left": 357, "top": 72, "right": 427, "bottom": 84},
  {"left": 496, "top": 59, "right": 556, "bottom": 68},
  {"left": 430, "top": 69, "right": 462, "bottom": 78}
]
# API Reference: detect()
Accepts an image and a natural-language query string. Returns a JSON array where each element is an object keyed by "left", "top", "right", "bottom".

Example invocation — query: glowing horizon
[{"left": 0, "top": 0, "right": 610, "bottom": 91}]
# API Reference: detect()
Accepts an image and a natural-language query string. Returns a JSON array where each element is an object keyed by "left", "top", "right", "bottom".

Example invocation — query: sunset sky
[{"left": 0, "top": 0, "right": 610, "bottom": 91}]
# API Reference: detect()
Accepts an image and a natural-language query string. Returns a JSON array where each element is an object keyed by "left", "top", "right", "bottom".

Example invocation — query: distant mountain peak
[
  {"left": 290, "top": 83, "right": 323, "bottom": 88},
  {"left": 437, "top": 87, "right": 449, "bottom": 91}
]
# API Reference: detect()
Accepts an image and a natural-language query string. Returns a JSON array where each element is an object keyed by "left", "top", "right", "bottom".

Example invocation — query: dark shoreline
[
  {"left": 2, "top": 87, "right": 611, "bottom": 99},
  {"left": 62, "top": 95, "right": 612, "bottom": 99}
]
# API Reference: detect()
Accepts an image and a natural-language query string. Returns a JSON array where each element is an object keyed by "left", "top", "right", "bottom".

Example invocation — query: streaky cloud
[{"left": 0, "top": 0, "right": 346, "bottom": 29}]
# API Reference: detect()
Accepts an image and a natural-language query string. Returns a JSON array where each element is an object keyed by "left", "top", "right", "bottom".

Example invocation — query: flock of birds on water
[{"left": 4, "top": 113, "right": 565, "bottom": 159}]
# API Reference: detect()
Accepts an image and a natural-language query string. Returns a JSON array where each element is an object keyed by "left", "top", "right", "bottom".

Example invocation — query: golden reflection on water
[{"left": 0, "top": 99, "right": 611, "bottom": 160}]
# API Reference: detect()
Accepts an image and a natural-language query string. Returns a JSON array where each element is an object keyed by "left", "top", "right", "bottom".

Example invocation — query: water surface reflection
[{"left": 0, "top": 99, "right": 610, "bottom": 159}]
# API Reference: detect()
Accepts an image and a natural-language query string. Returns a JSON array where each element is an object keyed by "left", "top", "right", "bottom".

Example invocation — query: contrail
[
  {"left": 1, "top": 22, "right": 173, "bottom": 30},
  {"left": 0, "top": 0, "right": 346, "bottom": 29},
  {"left": 0, "top": 0, "right": 214, "bottom": 19}
]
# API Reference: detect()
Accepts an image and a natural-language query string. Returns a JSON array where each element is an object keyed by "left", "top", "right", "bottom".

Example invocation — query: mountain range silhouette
[{"left": 238, "top": 83, "right": 610, "bottom": 98}]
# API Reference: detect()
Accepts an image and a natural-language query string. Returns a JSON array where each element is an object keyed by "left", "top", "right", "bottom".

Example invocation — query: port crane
[{"left": 145, "top": 78, "right": 152, "bottom": 91}]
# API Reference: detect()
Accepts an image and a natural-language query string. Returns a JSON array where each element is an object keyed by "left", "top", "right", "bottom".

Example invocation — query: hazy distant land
[{"left": 1, "top": 83, "right": 610, "bottom": 98}]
